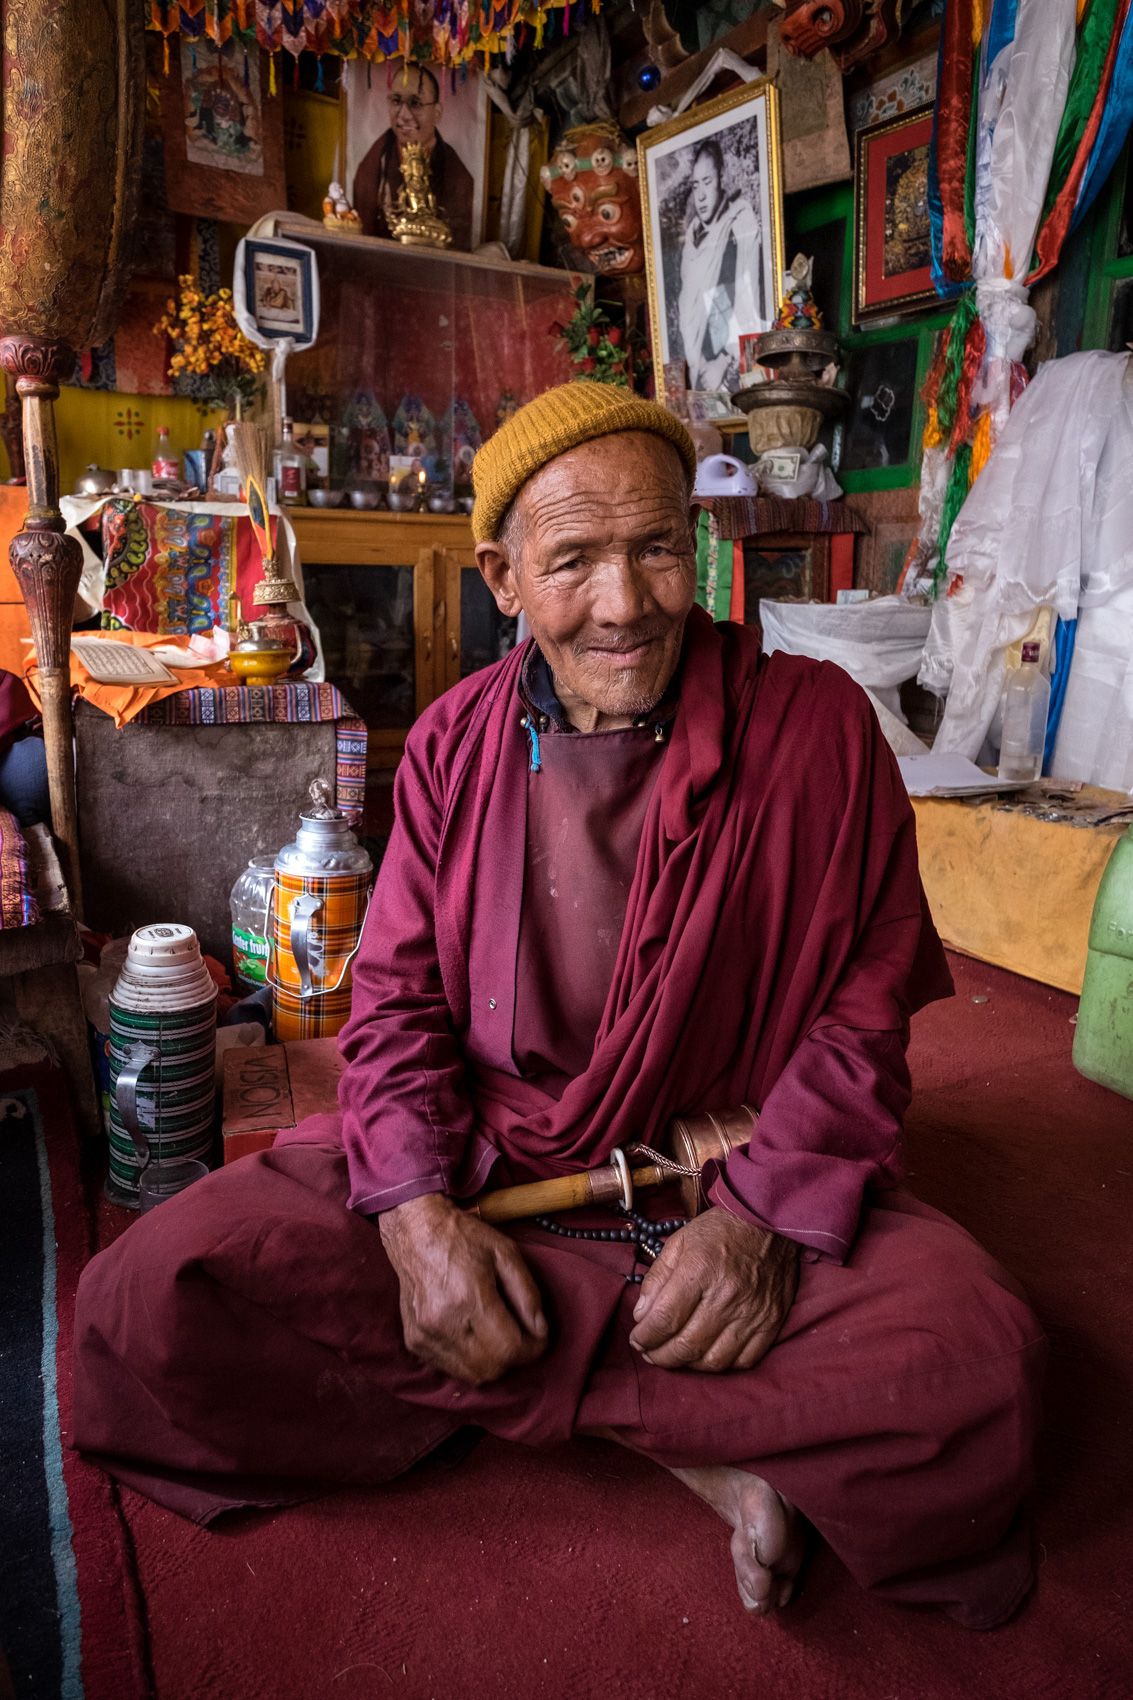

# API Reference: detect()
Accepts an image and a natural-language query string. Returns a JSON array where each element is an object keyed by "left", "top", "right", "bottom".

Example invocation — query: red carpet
[
  {"left": 0, "top": 1065, "right": 149, "bottom": 1700},
  {"left": 103, "top": 957, "right": 1133, "bottom": 1698}
]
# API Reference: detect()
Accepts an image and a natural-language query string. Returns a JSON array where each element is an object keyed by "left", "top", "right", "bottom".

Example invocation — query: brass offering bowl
[{"left": 731, "top": 327, "right": 849, "bottom": 457}]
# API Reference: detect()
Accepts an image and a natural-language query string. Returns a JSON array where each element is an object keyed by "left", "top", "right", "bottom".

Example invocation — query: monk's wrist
[{"left": 378, "top": 1190, "right": 455, "bottom": 1245}]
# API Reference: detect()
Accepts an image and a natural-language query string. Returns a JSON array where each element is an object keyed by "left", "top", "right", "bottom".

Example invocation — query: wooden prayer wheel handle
[{"left": 468, "top": 1105, "right": 757, "bottom": 1226}]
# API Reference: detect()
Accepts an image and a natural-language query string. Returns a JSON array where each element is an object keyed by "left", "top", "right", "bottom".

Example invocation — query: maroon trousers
[{"left": 73, "top": 1139, "right": 1044, "bottom": 1629}]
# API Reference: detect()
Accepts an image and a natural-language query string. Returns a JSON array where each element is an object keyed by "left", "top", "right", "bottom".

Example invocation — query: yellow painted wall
[{"left": 55, "top": 389, "right": 227, "bottom": 496}]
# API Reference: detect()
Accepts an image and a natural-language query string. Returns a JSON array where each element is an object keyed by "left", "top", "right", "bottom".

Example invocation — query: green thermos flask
[{"left": 1073, "top": 826, "right": 1133, "bottom": 1099}]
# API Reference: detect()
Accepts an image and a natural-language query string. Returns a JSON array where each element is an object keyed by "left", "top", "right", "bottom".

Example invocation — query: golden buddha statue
[{"left": 390, "top": 143, "right": 453, "bottom": 249}]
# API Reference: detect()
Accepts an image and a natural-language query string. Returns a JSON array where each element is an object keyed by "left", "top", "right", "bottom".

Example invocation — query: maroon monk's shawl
[{"left": 336, "top": 608, "right": 951, "bottom": 1253}]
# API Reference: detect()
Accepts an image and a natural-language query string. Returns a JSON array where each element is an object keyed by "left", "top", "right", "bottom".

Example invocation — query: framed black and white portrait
[{"left": 639, "top": 80, "right": 784, "bottom": 422}]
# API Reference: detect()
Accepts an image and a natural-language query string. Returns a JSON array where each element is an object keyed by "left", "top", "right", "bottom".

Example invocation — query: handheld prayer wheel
[
  {"left": 0, "top": 0, "right": 145, "bottom": 905},
  {"left": 470, "top": 1105, "right": 757, "bottom": 1225},
  {"left": 269, "top": 781, "right": 373, "bottom": 1041}
]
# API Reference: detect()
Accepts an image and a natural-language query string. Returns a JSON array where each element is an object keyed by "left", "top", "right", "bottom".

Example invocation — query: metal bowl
[
  {"left": 386, "top": 489, "right": 418, "bottom": 512},
  {"left": 427, "top": 492, "right": 456, "bottom": 514},
  {"left": 348, "top": 487, "right": 382, "bottom": 510},
  {"left": 308, "top": 488, "right": 344, "bottom": 508}
]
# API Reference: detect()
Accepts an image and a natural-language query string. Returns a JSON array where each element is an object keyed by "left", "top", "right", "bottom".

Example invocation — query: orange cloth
[
  {"left": 22, "top": 630, "right": 233, "bottom": 728},
  {"left": 0, "top": 486, "right": 32, "bottom": 677},
  {"left": 912, "top": 790, "right": 1124, "bottom": 994}
]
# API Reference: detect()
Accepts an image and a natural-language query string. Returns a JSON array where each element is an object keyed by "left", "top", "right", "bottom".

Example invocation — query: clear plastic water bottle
[
  {"left": 997, "top": 642, "right": 1050, "bottom": 783},
  {"left": 229, "top": 857, "right": 276, "bottom": 992}
]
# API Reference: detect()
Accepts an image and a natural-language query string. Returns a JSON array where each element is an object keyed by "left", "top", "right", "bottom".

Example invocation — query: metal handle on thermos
[
  {"left": 288, "top": 892, "right": 323, "bottom": 998},
  {"left": 115, "top": 1043, "right": 159, "bottom": 1169}
]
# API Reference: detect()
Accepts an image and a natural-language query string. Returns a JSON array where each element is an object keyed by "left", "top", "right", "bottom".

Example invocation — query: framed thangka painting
[
  {"left": 639, "top": 80, "right": 784, "bottom": 420},
  {"left": 162, "top": 40, "right": 286, "bottom": 224},
  {"left": 853, "top": 106, "right": 935, "bottom": 323},
  {"left": 344, "top": 59, "right": 489, "bottom": 251}
]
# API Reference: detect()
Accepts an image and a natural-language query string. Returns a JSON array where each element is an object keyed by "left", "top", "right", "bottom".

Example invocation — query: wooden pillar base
[{"left": 0, "top": 338, "right": 84, "bottom": 912}]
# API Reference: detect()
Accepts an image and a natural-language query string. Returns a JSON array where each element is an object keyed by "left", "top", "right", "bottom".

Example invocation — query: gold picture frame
[
  {"left": 638, "top": 79, "right": 785, "bottom": 430},
  {"left": 853, "top": 105, "right": 935, "bottom": 323}
]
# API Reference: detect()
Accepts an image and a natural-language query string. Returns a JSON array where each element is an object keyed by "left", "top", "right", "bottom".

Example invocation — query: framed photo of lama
[
  {"left": 639, "top": 79, "right": 784, "bottom": 423},
  {"left": 344, "top": 59, "right": 489, "bottom": 251},
  {"left": 161, "top": 39, "right": 286, "bottom": 224},
  {"left": 853, "top": 105, "right": 936, "bottom": 323}
]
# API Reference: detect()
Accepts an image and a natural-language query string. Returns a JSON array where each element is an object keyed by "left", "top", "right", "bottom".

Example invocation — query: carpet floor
[
  {"left": 107, "top": 954, "right": 1133, "bottom": 1700},
  {"left": 8, "top": 953, "right": 1132, "bottom": 1699}
]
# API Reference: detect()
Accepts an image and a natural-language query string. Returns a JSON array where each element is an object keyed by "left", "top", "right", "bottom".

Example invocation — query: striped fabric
[
  {"left": 699, "top": 496, "right": 868, "bottom": 542},
  {"left": 134, "top": 683, "right": 367, "bottom": 822},
  {"left": 0, "top": 807, "right": 40, "bottom": 931}
]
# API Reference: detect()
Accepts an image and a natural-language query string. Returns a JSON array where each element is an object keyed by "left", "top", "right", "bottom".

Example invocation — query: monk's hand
[
  {"left": 628, "top": 1207, "right": 800, "bottom": 1373},
  {"left": 379, "top": 1192, "right": 548, "bottom": 1386}
]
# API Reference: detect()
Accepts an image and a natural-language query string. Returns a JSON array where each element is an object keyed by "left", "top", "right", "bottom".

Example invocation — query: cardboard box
[{"left": 222, "top": 1036, "right": 345, "bottom": 1163}]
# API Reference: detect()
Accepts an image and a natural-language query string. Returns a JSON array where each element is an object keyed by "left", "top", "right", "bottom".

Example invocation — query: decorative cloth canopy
[
  {"left": 909, "top": 0, "right": 1133, "bottom": 595},
  {"left": 148, "top": 1, "right": 604, "bottom": 68}
]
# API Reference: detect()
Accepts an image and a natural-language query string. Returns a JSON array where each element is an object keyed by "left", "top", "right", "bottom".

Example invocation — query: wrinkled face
[
  {"left": 691, "top": 153, "right": 722, "bottom": 225},
  {"left": 546, "top": 131, "right": 644, "bottom": 275},
  {"left": 389, "top": 67, "right": 439, "bottom": 150},
  {"left": 476, "top": 433, "right": 695, "bottom": 724}
]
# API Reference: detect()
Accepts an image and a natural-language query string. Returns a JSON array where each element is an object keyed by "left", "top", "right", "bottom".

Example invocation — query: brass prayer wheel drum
[
  {"left": 470, "top": 1105, "right": 757, "bottom": 1226},
  {"left": 668, "top": 1104, "right": 758, "bottom": 1216}
]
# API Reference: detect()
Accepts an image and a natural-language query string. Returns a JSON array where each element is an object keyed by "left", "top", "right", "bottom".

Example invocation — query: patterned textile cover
[
  {"left": 0, "top": 807, "right": 39, "bottom": 930},
  {"left": 134, "top": 682, "right": 367, "bottom": 823},
  {"left": 98, "top": 501, "right": 317, "bottom": 672},
  {"left": 700, "top": 495, "right": 868, "bottom": 540}
]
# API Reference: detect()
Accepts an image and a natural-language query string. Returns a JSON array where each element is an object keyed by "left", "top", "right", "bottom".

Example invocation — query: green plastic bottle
[{"left": 1074, "top": 826, "right": 1133, "bottom": 1099}]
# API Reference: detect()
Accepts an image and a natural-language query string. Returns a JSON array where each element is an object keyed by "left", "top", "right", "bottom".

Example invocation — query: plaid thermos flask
[{"left": 270, "top": 780, "right": 372, "bottom": 1041}]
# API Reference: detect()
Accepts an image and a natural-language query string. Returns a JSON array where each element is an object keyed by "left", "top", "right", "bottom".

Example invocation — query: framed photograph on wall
[
  {"left": 344, "top": 59, "right": 489, "bottom": 251},
  {"left": 161, "top": 40, "right": 286, "bottom": 224},
  {"left": 639, "top": 80, "right": 784, "bottom": 421},
  {"left": 854, "top": 105, "right": 935, "bottom": 323}
]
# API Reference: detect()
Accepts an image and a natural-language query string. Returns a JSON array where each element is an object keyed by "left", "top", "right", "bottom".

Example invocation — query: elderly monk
[{"left": 73, "top": 384, "right": 1044, "bottom": 1627}]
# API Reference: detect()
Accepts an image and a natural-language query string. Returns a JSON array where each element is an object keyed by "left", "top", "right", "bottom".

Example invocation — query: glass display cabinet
[{"left": 276, "top": 218, "right": 576, "bottom": 765}]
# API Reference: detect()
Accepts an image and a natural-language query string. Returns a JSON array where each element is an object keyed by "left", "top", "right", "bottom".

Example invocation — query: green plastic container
[{"left": 1074, "top": 826, "right": 1133, "bottom": 1099}]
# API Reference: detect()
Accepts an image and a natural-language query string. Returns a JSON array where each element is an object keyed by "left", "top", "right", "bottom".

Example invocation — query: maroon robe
[{"left": 72, "top": 613, "right": 1044, "bottom": 1627}]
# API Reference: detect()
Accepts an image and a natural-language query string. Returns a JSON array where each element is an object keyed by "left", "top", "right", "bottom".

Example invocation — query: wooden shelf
[{"left": 272, "top": 216, "right": 582, "bottom": 302}]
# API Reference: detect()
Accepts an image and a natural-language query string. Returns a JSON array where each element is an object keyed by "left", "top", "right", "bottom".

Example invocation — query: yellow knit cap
[{"left": 470, "top": 381, "right": 697, "bottom": 544}]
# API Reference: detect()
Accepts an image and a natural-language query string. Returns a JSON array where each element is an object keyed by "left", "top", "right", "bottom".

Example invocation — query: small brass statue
[{"left": 389, "top": 142, "right": 453, "bottom": 249}]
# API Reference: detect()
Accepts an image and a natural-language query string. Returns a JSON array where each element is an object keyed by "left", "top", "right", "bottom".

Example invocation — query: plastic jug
[{"left": 1073, "top": 825, "right": 1133, "bottom": 1099}]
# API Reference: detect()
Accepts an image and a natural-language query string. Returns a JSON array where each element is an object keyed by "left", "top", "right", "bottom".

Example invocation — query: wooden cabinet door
[
  {"left": 295, "top": 519, "right": 436, "bottom": 769},
  {"left": 436, "top": 546, "right": 519, "bottom": 696}
]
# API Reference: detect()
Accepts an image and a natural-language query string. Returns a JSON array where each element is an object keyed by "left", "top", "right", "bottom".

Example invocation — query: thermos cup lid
[{"left": 112, "top": 924, "right": 218, "bottom": 1012}]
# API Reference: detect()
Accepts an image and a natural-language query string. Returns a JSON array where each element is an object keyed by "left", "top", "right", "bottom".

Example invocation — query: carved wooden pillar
[{"left": 0, "top": 0, "right": 144, "bottom": 908}]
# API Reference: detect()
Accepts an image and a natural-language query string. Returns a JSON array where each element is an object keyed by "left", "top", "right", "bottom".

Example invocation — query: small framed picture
[
  {"left": 235, "top": 238, "right": 320, "bottom": 348},
  {"left": 853, "top": 105, "right": 936, "bottom": 323},
  {"left": 639, "top": 79, "right": 785, "bottom": 421},
  {"left": 839, "top": 339, "right": 920, "bottom": 472},
  {"left": 344, "top": 59, "right": 489, "bottom": 251}
]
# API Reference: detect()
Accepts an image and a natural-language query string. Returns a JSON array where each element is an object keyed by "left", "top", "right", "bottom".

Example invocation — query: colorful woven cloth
[
  {"left": 147, "top": 1, "right": 600, "bottom": 68},
  {"left": 135, "top": 683, "right": 368, "bottom": 822},
  {"left": 100, "top": 500, "right": 284, "bottom": 637},
  {"left": 0, "top": 808, "right": 39, "bottom": 930}
]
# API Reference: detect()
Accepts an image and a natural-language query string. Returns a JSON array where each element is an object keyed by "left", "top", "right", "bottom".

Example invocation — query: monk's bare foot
[{"left": 670, "top": 1463, "right": 805, "bottom": 1616}]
